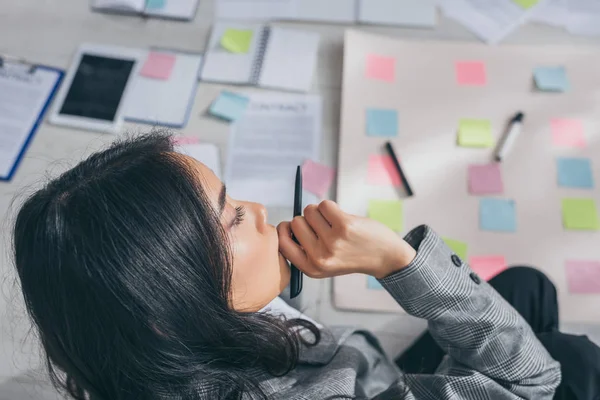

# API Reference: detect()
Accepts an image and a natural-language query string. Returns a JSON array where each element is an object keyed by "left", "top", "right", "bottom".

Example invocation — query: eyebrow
[{"left": 218, "top": 183, "right": 227, "bottom": 215}]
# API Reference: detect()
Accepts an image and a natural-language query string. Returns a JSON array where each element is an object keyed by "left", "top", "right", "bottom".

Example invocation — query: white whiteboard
[{"left": 334, "top": 30, "right": 600, "bottom": 323}]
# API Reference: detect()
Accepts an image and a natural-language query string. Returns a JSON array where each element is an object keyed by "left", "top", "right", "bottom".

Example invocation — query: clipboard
[{"left": 0, "top": 54, "right": 64, "bottom": 181}]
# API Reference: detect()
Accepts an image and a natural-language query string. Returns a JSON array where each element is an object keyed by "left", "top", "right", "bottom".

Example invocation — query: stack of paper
[{"left": 531, "top": 0, "right": 600, "bottom": 36}]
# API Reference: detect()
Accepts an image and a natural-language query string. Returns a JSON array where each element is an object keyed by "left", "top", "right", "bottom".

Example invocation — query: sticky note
[
  {"left": 534, "top": 66, "right": 569, "bottom": 92},
  {"left": 367, "top": 155, "right": 401, "bottom": 187},
  {"left": 302, "top": 160, "right": 336, "bottom": 198},
  {"left": 367, "top": 276, "right": 384, "bottom": 290},
  {"left": 566, "top": 260, "right": 600, "bottom": 294},
  {"left": 366, "top": 54, "right": 395, "bottom": 82},
  {"left": 456, "top": 61, "right": 486, "bottom": 86},
  {"left": 366, "top": 109, "right": 398, "bottom": 137},
  {"left": 443, "top": 238, "right": 468, "bottom": 260},
  {"left": 469, "top": 256, "right": 507, "bottom": 281},
  {"left": 551, "top": 118, "right": 586, "bottom": 148},
  {"left": 220, "top": 29, "right": 254, "bottom": 54},
  {"left": 513, "top": 0, "right": 539, "bottom": 9},
  {"left": 557, "top": 158, "right": 594, "bottom": 189},
  {"left": 140, "top": 52, "right": 176, "bottom": 80},
  {"left": 209, "top": 91, "right": 250, "bottom": 122},
  {"left": 468, "top": 164, "right": 504, "bottom": 195},
  {"left": 479, "top": 198, "right": 517, "bottom": 232},
  {"left": 146, "top": 0, "right": 166, "bottom": 10},
  {"left": 368, "top": 199, "right": 403, "bottom": 232},
  {"left": 562, "top": 198, "right": 599, "bottom": 230},
  {"left": 458, "top": 119, "right": 494, "bottom": 148}
]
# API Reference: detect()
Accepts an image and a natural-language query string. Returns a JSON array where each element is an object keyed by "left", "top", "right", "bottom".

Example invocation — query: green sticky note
[
  {"left": 562, "top": 198, "right": 600, "bottom": 231},
  {"left": 458, "top": 119, "right": 494, "bottom": 148},
  {"left": 513, "top": 0, "right": 539, "bottom": 9},
  {"left": 220, "top": 29, "right": 253, "bottom": 54},
  {"left": 368, "top": 200, "right": 403, "bottom": 232},
  {"left": 443, "top": 238, "right": 468, "bottom": 260}
]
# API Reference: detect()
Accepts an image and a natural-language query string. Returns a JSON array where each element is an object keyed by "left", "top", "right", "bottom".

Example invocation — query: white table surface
[{"left": 2, "top": 0, "right": 600, "bottom": 382}]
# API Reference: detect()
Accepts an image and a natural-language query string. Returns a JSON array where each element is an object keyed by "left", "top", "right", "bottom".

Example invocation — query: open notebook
[
  {"left": 199, "top": 22, "right": 320, "bottom": 93},
  {"left": 91, "top": 0, "right": 199, "bottom": 20}
]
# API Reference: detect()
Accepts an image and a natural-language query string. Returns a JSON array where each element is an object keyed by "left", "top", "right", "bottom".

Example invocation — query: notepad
[
  {"left": 366, "top": 108, "right": 398, "bottom": 137},
  {"left": 469, "top": 256, "right": 507, "bottom": 281},
  {"left": 458, "top": 119, "right": 494, "bottom": 148},
  {"left": 209, "top": 91, "right": 250, "bottom": 122},
  {"left": 367, "top": 155, "right": 402, "bottom": 186},
  {"left": 468, "top": 163, "right": 504, "bottom": 195},
  {"left": 551, "top": 118, "right": 586, "bottom": 148},
  {"left": 302, "top": 160, "right": 336, "bottom": 198},
  {"left": 562, "top": 198, "right": 599, "bottom": 230},
  {"left": 534, "top": 66, "right": 569, "bottom": 92},
  {"left": 368, "top": 199, "right": 403, "bottom": 232},
  {"left": 125, "top": 51, "right": 203, "bottom": 128},
  {"left": 479, "top": 198, "right": 517, "bottom": 232},
  {"left": 557, "top": 157, "right": 594, "bottom": 189},
  {"left": 443, "top": 237, "right": 468, "bottom": 260},
  {"left": 566, "top": 260, "right": 600, "bottom": 294},
  {"left": 92, "top": 0, "right": 199, "bottom": 20},
  {"left": 200, "top": 22, "right": 320, "bottom": 92},
  {"left": 456, "top": 61, "right": 486, "bottom": 86}
]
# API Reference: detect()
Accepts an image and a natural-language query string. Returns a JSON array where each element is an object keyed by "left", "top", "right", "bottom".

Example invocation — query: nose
[{"left": 250, "top": 202, "right": 268, "bottom": 231}]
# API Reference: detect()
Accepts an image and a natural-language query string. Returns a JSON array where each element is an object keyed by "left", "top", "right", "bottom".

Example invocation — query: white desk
[{"left": 2, "top": 0, "right": 600, "bottom": 383}]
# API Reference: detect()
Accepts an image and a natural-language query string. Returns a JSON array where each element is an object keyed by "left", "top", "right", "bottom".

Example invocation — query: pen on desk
[
  {"left": 384, "top": 142, "right": 414, "bottom": 197},
  {"left": 289, "top": 166, "right": 303, "bottom": 299},
  {"left": 494, "top": 112, "right": 524, "bottom": 162}
]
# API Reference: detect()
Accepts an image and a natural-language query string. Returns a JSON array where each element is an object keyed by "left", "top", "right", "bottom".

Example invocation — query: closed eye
[{"left": 233, "top": 206, "right": 246, "bottom": 227}]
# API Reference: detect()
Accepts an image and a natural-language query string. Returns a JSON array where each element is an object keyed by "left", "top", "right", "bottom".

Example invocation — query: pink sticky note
[
  {"left": 366, "top": 54, "right": 395, "bottom": 82},
  {"left": 468, "top": 163, "right": 504, "bottom": 195},
  {"left": 302, "top": 160, "right": 336, "bottom": 198},
  {"left": 456, "top": 61, "right": 486, "bottom": 86},
  {"left": 140, "top": 52, "right": 176, "bottom": 80},
  {"left": 551, "top": 118, "right": 586, "bottom": 148},
  {"left": 172, "top": 136, "right": 200, "bottom": 145},
  {"left": 566, "top": 260, "right": 600, "bottom": 294},
  {"left": 367, "top": 155, "right": 401, "bottom": 187},
  {"left": 469, "top": 256, "right": 507, "bottom": 281}
]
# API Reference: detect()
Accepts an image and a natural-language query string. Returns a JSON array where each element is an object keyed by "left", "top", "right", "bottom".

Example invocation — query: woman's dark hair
[{"left": 12, "top": 133, "right": 319, "bottom": 399}]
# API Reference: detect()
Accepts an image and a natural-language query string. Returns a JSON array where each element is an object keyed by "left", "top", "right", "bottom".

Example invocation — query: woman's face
[{"left": 187, "top": 156, "right": 291, "bottom": 312}]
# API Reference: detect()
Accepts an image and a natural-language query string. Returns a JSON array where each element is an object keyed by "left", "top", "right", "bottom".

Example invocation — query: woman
[{"left": 13, "top": 133, "right": 560, "bottom": 399}]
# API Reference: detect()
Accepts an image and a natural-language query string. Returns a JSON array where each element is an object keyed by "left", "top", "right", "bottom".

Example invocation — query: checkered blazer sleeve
[{"left": 376, "top": 225, "right": 561, "bottom": 400}]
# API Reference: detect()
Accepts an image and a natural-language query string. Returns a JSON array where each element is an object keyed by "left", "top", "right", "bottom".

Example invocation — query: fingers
[
  {"left": 317, "top": 200, "right": 346, "bottom": 227},
  {"left": 303, "top": 204, "right": 331, "bottom": 238},
  {"left": 277, "top": 222, "right": 309, "bottom": 270},
  {"left": 290, "top": 216, "right": 318, "bottom": 249}
]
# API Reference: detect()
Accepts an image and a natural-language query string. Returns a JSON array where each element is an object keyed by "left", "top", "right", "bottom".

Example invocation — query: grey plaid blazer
[{"left": 201, "top": 225, "right": 562, "bottom": 399}]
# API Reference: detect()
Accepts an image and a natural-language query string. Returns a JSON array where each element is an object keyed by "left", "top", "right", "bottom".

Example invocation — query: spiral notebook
[{"left": 199, "top": 22, "right": 320, "bottom": 93}]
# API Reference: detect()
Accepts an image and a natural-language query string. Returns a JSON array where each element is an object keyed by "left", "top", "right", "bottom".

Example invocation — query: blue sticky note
[
  {"left": 209, "top": 91, "right": 250, "bottom": 122},
  {"left": 367, "top": 276, "right": 384, "bottom": 290},
  {"left": 146, "top": 0, "right": 166, "bottom": 9},
  {"left": 557, "top": 158, "right": 594, "bottom": 189},
  {"left": 479, "top": 198, "right": 517, "bottom": 232},
  {"left": 366, "top": 108, "right": 398, "bottom": 137},
  {"left": 533, "top": 67, "right": 569, "bottom": 92}
]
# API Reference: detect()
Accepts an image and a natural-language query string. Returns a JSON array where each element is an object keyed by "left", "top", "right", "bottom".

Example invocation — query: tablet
[{"left": 49, "top": 44, "right": 144, "bottom": 133}]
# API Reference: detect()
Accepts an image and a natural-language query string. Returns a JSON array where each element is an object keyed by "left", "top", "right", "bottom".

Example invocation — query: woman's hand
[{"left": 277, "top": 200, "right": 416, "bottom": 280}]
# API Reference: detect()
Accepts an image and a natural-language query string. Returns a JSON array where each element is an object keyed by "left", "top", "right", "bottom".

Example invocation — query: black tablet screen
[{"left": 59, "top": 54, "right": 135, "bottom": 122}]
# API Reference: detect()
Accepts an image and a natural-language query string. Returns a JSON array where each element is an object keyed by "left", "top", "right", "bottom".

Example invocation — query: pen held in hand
[{"left": 289, "top": 166, "right": 303, "bottom": 299}]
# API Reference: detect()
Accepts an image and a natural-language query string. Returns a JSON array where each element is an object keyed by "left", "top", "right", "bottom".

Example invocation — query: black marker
[
  {"left": 289, "top": 166, "right": 303, "bottom": 299},
  {"left": 385, "top": 142, "right": 414, "bottom": 197},
  {"left": 494, "top": 112, "right": 524, "bottom": 162}
]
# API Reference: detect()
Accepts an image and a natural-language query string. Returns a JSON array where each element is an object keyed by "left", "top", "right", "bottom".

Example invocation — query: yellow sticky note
[
  {"left": 513, "top": 0, "right": 539, "bottom": 9},
  {"left": 443, "top": 238, "right": 468, "bottom": 260},
  {"left": 368, "top": 200, "right": 403, "bottom": 232},
  {"left": 562, "top": 198, "right": 600, "bottom": 231},
  {"left": 220, "top": 29, "right": 253, "bottom": 54},
  {"left": 458, "top": 119, "right": 494, "bottom": 148}
]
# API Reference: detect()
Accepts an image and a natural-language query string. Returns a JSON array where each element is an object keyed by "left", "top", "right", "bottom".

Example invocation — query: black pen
[
  {"left": 289, "top": 166, "right": 303, "bottom": 299},
  {"left": 384, "top": 142, "right": 414, "bottom": 197}
]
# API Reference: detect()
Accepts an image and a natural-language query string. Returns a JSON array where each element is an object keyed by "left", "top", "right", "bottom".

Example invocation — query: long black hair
[{"left": 12, "top": 133, "right": 319, "bottom": 399}]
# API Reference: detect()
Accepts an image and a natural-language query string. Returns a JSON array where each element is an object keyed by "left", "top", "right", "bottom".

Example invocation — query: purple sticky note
[
  {"left": 366, "top": 54, "right": 395, "bottom": 82},
  {"left": 140, "top": 52, "right": 176, "bottom": 80},
  {"left": 566, "top": 260, "right": 600, "bottom": 294},
  {"left": 468, "top": 163, "right": 504, "bottom": 195},
  {"left": 302, "top": 159, "right": 336, "bottom": 198}
]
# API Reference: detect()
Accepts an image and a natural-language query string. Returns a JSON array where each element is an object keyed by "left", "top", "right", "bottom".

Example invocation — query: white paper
[
  {"left": 176, "top": 143, "right": 222, "bottom": 179},
  {"left": 92, "top": 0, "right": 145, "bottom": 12},
  {"left": 215, "top": 0, "right": 295, "bottom": 20},
  {"left": 258, "top": 28, "right": 320, "bottom": 92},
  {"left": 293, "top": 0, "right": 356, "bottom": 23},
  {"left": 358, "top": 0, "right": 437, "bottom": 27},
  {"left": 567, "top": 0, "right": 600, "bottom": 36},
  {"left": 225, "top": 93, "right": 322, "bottom": 207},
  {"left": 531, "top": 0, "right": 569, "bottom": 27},
  {"left": 440, "top": 0, "right": 546, "bottom": 44},
  {"left": 0, "top": 67, "right": 61, "bottom": 179}
]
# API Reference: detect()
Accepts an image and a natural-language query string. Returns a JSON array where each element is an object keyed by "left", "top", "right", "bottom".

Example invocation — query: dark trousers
[{"left": 395, "top": 266, "right": 600, "bottom": 400}]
